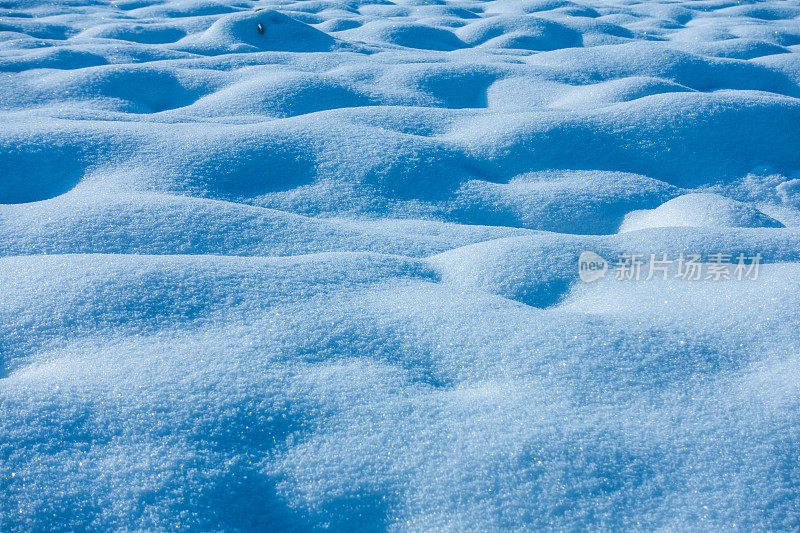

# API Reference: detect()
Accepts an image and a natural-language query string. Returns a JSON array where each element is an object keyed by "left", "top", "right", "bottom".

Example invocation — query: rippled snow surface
[{"left": 2, "top": 0, "right": 800, "bottom": 529}]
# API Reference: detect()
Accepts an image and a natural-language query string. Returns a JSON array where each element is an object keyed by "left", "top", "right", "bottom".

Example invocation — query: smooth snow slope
[{"left": 2, "top": 0, "right": 800, "bottom": 530}]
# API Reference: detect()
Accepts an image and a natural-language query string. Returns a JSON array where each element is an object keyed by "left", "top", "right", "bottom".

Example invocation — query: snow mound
[
  {"left": 345, "top": 20, "right": 466, "bottom": 51},
  {"left": 449, "top": 170, "right": 677, "bottom": 233},
  {"left": 77, "top": 23, "right": 188, "bottom": 44},
  {"left": 620, "top": 192, "right": 785, "bottom": 232},
  {"left": 456, "top": 15, "right": 581, "bottom": 50},
  {"left": 174, "top": 9, "right": 338, "bottom": 54}
]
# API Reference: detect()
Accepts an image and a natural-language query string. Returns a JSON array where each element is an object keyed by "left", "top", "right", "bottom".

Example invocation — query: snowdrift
[{"left": 2, "top": 0, "right": 800, "bottom": 529}]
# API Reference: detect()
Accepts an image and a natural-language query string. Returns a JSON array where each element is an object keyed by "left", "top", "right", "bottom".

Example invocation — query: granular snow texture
[{"left": 2, "top": 0, "right": 800, "bottom": 530}]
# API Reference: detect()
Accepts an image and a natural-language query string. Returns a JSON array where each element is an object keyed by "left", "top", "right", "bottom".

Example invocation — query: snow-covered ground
[{"left": 2, "top": 0, "right": 800, "bottom": 529}]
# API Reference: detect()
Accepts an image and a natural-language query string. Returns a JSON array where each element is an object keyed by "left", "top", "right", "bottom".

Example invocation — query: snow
[
  {"left": 619, "top": 192, "right": 785, "bottom": 231},
  {"left": 1, "top": 0, "right": 800, "bottom": 529}
]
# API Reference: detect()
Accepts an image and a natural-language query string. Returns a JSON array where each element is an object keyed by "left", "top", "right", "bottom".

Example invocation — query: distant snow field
[{"left": 2, "top": 0, "right": 800, "bottom": 529}]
